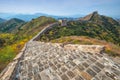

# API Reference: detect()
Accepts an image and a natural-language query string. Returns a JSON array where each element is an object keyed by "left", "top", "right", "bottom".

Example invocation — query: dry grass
[{"left": 51, "top": 36, "right": 120, "bottom": 57}]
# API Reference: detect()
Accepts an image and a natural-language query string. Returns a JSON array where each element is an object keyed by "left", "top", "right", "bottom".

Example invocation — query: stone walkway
[{"left": 14, "top": 41, "right": 120, "bottom": 80}]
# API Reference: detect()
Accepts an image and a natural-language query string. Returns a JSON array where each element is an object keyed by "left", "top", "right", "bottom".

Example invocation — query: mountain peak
[
  {"left": 6, "top": 18, "right": 25, "bottom": 24},
  {"left": 80, "top": 11, "right": 99, "bottom": 21},
  {"left": 93, "top": 11, "right": 98, "bottom": 15}
]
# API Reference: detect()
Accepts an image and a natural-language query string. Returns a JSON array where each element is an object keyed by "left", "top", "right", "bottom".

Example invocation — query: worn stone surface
[{"left": 5, "top": 41, "right": 119, "bottom": 80}]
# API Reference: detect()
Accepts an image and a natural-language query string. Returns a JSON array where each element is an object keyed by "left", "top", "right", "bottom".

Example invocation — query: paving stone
[
  {"left": 70, "top": 61, "right": 76, "bottom": 67},
  {"left": 93, "top": 56, "right": 99, "bottom": 60},
  {"left": 92, "top": 76, "right": 100, "bottom": 80},
  {"left": 82, "top": 62, "right": 89, "bottom": 68},
  {"left": 61, "top": 67, "right": 67, "bottom": 72},
  {"left": 105, "top": 71, "right": 117, "bottom": 80},
  {"left": 44, "top": 64, "right": 49, "bottom": 69},
  {"left": 75, "top": 75, "right": 84, "bottom": 80},
  {"left": 97, "top": 54, "right": 103, "bottom": 58},
  {"left": 49, "top": 61, "right": 54, "bottom": 66},
  {"left": 86, "top": 68, "right": 96, "bottom": 77},
  {"left": 83, "top": 56, "right": 87, "bottom": 59},
  {"left": 90, "top": 58, "right": 96, "bottom": 62},
  {"left": 88, "top": 52, "right": 94, "bottom": 55},
  {"left": 52, "top": 65, "right": 57, "bottom": 71},
  {"left": 69, "top": 56, "right": 73, "bottom": 61},
  {"left": 39, "top": 67, "right": 44, "bottom": 72},
  {"left": 67, "top": 71, "right": 75, "bottom": 78},
  {"left": 54, "top": 60, "right": 58, "bottom": 65},
  {"left": 66, "top": 63, "right": 72, "bottom": 69},
  {"left": 91, "top": 65, "right": 101, "bottom": 73},
  {"left": 97, "top": 73, "right": 112, "bottom": 80},
  {"left": 56, "top": 64, "right": 61, "bottom": 68},
  {"left": 33, "top": 67, "right": 39, "bottom": 75},
  {"left": 61, "top": 74, "right": 69, "bottom": 80},
  {"left": 28, "top": 71, "right": 33, "bottom": 77},
  {"left": 111, "top": 67, "right": 120, "bottom": 76},
  {"left": 96, "top": 62, "right": 104, "bottom": 69},
  {"left": 3, "top": 41, "right": 120, "bottom": 80},
  {"left": 34, "top": 74, "right": 41, "bottom": 80},
  {"left": 81, "top": 72, "right": 92, "bottom": 80},
  {"left": 86, "top": 60, "right": 93, "bottom": 65},
  {"left": 38, "top": 62, "right": 43, "bottom": 67},
  {"left": 78, "top": 64, "right": 85, "bottom": 71}
]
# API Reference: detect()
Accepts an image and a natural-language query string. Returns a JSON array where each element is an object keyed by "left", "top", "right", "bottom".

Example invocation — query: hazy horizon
[{"left": 0, "top": 0, "right": 120, "bottom": 17}]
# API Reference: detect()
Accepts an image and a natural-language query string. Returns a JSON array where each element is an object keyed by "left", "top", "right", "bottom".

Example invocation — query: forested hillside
[
  {"left": 0, "top": 16, "right": 56, "bottom": 72},
  {"left": 39, "top": 12, "right": 120, "bottom": 56},
  {"left": 0, "top": 18, "right": 25, "bottom": 33}
]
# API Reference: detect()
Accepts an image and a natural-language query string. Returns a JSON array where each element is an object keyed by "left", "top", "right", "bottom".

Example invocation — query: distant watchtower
[{"left": 58, "top": 19, "right": 67, "bottom": 26}]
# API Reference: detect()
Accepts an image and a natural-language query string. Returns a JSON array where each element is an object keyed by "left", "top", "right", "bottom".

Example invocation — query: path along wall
[
  {"left": 0, "top": 22, "right": 105, "bottom": 80},
  {"left": 0, "top": 22, "right": 59, "bottom": 80}
]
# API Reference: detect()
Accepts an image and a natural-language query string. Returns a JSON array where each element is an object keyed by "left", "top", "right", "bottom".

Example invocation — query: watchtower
[{"left": 58, "top": 19, "right": 67, "bottom": 26}]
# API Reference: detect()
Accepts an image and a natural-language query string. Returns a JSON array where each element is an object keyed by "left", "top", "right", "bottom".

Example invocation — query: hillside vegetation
[
  {"left": 0, "top": 18, "right": 25, "bottom": 33},
  {"left": 0, "top": 16, "right": 56, "bottom": 72},
  {"left": 40, "top": 12, "right": 120, "bottom": 56},
  {"left": 51, "top": 36, "right": 120, "bottom": 57}
]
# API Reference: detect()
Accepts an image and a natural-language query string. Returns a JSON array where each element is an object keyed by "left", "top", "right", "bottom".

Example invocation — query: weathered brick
[
  {"left": 67, "top": 71, "right": 75, "bottom": 78},
  {"left": 86, "top": 68, "right": 96, "bottom": 77},
  {"left": 61, "top": 74, "right": 69, "bottom": 80}
]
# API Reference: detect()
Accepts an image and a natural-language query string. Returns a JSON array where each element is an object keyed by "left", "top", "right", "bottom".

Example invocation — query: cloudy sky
[{"left": 0, "top": 0, "right": 120, "bottom": 16}]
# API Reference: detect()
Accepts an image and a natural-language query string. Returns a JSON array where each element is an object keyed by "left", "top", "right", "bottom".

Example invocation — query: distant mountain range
[
  {"left": 0, "top": 12, "right": 119, "bottom": 22},
  {"left": 116, "top": 19, "right": 120, "bottom": 23},
  {"left": 0, "top": 13, "right": 81, "bottom": 21},
  {"left": 0, "top": 18, "right": 6, "bottom": 23}
]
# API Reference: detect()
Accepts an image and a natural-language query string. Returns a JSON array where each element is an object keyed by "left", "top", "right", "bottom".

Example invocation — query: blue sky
[{"left": 0, "top": 0, "right": 120, "bottom": 16}]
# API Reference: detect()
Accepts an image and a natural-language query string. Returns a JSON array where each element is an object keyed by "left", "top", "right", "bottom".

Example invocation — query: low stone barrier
[
  {"left": 63, "top": 44, "right": 105, "bottom": 54},
  {"left": 0, "top": 44, "right": 26, "bottom": 80},
  {"left": 31, "top": 22, "right": 59, "bottom": 41}
]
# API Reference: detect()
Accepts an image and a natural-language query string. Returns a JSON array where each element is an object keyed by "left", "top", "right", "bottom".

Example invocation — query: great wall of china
[{"left": 0, "top": 22, "right": 120, "bottom": 80}]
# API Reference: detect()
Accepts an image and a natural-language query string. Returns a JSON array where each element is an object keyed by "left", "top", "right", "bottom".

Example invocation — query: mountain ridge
[
  {"left": 0, "top": 13, "right": 70, "bottom": 21},
  {"left": 39, "top": 11, "right": 120, "bottom": 55},
  {"left": 80, "top": 11, "right": 119, "bottom": 25},
  {"left": 0, "top": 18, "right": 25, "bottom": 33},
  {"left": 0, "top": 18, "right": 6, "bottom": 23}
]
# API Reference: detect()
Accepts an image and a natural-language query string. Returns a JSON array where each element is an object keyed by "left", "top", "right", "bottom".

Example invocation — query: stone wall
[
  {"left": 0, "top": 22, "right": 106, "bottom": 80},
  {"left": 0, "top": 22, "right": 59, "bottom": 80},
  {"left": 0, "top": 44, "right": 26, "bottom": 80},
  {"left": 63, "top": 44, "right": 105, "bottom": 54},
  {"left": 31, "top": 22, "right": 59, "bottom": 41}
]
